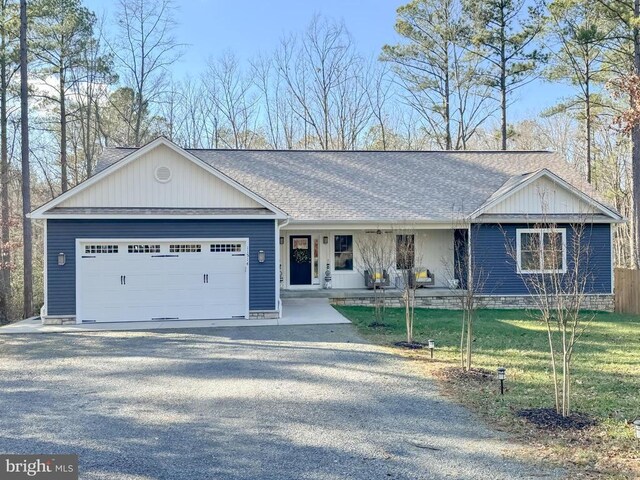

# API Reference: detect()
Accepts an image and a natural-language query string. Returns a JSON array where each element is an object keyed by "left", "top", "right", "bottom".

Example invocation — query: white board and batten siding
[
  {"left": 486, "top": 176, "right": 597, "bottom": 216},
  {"left": 60, "top": 144, "right": 262, "bottom": 209}
]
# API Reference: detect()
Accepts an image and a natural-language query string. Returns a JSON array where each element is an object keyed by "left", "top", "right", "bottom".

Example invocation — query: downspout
[{"left": 276, "top": 218, "right": 290, "bottom": 318}]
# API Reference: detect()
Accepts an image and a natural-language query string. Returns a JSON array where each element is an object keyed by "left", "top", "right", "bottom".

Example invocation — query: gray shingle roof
[{"left": 96, "top": 147, "right": 606, "bottom": 222}]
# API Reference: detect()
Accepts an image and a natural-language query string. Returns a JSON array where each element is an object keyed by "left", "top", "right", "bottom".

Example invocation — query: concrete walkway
[
  {"left": 0, "top": 299, "right": 350, "bottom": 334},
  {"left": 0, "top": 324, "right": 561, "bottom": 479}
]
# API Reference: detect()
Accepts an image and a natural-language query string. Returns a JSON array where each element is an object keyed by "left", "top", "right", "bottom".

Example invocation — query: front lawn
[{"left": 335, "top": 306, "right": 640, "bottom": 478}]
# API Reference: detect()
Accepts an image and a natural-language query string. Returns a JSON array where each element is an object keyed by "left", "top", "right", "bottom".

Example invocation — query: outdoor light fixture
[
  {"left": 280, "top": 237, "right": 284, "bottom": 245},
  {"left": 57, "top": 252, "right": 66, "bottom": 266},
  {"left": 428, "top": 339, "right": 435, "bottom": 360},
  {"left": 497, "top": 367, "right": 506, "bottom": 395},
  {"left": 634, "top": 419, "right": 640, "bottom": 439},
  {"left": 258, "top": 250, "right": 266, "bottom": 263},
  {"left": 323, "top": 236, "right": 329, "bottom": 244}
]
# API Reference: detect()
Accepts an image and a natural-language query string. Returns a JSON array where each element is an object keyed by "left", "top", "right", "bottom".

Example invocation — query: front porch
[{"left": 279, "top": 226, "right": 467, "bottom": 291}]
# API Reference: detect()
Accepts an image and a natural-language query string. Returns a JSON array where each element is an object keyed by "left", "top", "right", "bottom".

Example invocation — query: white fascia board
[
  {"left": 282, "top": 220, "right": 470, "bottom": 230},
  {"left": 472, "top": 215, "right": 624, "bottom": 224},
  {"left": 29, "top": 137, "right": 289, "bottom": 220},
  {"left": 31, "top": 214, "right": 279, "bottom": 220},
  {"left": 470, "top": 169, "right": 623, "bottom": 222}
]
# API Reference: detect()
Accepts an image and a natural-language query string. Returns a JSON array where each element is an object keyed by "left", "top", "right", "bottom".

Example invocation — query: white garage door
[{"left": 77, "top": 239, "right": 248, "bottom": 323}]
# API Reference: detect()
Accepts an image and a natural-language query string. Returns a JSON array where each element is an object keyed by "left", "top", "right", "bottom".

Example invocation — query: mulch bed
[
  {"left": 439, "top": 366, "right": 495, "bottom": 382},
  {"left": 516, "top": 408, "right": 597, "bottom": 431},
  {"left": 394, "top": 341, "right": 425, "bottom": 349}
]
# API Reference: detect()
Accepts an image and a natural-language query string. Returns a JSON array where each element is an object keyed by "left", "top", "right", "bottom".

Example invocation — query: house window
[
  {"left": 396, "top": 235, "right": 415, "bottom": 270},
  {"left": 334, "top": 235, "right": 353, "bottom": 271},
  {"left": 516, "top": 228, "right": 566, "bottom": 274}
]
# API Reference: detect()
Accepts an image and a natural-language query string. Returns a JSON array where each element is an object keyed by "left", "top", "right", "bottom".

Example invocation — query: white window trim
[
  {"left": 516, "top": 228, "right": 567, "bottom": 274},
  {"left": 332, "top": 234, "right": 354, "bottom": 272}
]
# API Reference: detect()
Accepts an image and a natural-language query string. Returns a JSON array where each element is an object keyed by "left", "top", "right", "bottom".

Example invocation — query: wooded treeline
[{"left": 1, "top": 0, "right": 639, "bottom": 321}]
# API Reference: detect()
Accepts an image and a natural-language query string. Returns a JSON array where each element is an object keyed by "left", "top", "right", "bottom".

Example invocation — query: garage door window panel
[
  {"left": 85, "top": 245, "right": 118, "bottom": 254},
  {"left": 128, "top": 244, "right": 161, "bottom": 254},
  {"left": 211, "top": 243, "right": 243, "bottom": 253},
  {"left": 169, "top": 244, "right": 202, "bottom": 253}
]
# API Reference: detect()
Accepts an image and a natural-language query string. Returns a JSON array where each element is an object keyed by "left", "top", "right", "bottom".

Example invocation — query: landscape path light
[
  {"left": 428, "top": 339, "right": 435, "bottom": 360},
  {"left": 497, "top": 367, "right": 506, "bottom": 396}
]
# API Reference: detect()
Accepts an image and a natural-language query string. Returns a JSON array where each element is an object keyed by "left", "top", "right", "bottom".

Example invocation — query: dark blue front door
[{"left": 290, "top": 235, "right": 312, "bottom": 285}]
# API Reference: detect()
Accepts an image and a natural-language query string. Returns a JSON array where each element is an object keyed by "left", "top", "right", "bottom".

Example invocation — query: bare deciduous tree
[
  {"left": 205, "top": 53, "right": 259, "bottom": 149},
  {"left": 395, "top": 231, "right": 424, "bottom": 346},
  {"left": 356, "top": 230, "right": 395, "bottom": 324},
  {"left": 444, "top": 226, "right": 488, "bottom": 371},
  {"left": 274, "top": 16, "right": 369, "bottom": 150},
  {"left": 112, "top": 0, "right": 182, "bottom": 146},
  {"left": 505, "top": 200, "right": 596, "bottom": 416}
]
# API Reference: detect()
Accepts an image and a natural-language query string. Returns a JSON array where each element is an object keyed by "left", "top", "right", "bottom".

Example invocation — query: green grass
[{"left": 335, "top": 306, "right": 640, "bottom": 476}]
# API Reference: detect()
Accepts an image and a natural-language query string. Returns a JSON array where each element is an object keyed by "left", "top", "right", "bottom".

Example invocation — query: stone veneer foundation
[{"left": 330, "top": 294, "right": 614, "bottom": 312}]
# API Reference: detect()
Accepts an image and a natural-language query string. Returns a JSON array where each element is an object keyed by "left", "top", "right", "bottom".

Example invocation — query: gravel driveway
[{"left": 0, "top": 324, "right": 560, "bottom": 479}]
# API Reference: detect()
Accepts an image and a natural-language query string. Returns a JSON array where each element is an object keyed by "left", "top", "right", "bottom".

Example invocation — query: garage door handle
[
  {"left": 203, "top": 274, "right": 209, "bottom": 283},
  {"left": 120, "top": 275, "right": 126, "bottom": 285}
]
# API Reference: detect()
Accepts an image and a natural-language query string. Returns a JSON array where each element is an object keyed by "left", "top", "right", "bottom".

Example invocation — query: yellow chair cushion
[{"left": 416, "top": 271, "right": 428, "bottom": 280}]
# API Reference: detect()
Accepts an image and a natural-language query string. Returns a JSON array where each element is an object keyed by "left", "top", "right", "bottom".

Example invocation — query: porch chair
[
  {"left": 364, "top": 270, "right": 391, "bottom": 289},
  {"left": 414, "top": 269, "right": 435, "bottom": 288}
]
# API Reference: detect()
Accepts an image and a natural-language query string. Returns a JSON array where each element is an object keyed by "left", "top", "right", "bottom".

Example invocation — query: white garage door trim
[{"left": 75, "top": 237, "right": 250, "bottom": 324}]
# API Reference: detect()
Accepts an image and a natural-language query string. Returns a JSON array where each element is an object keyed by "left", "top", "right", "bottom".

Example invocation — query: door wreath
[{"left": 293, "top": 248, "right": 310, "bottom": 264}]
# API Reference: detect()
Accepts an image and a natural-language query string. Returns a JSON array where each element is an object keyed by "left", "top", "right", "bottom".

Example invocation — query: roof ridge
[{"left": 104, "top": 146, "right": 554, "bottom": 154}]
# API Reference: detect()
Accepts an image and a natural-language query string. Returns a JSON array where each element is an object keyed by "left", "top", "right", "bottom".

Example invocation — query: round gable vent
[{"left": 154, "top": 165, "right": 172, "bottom": 183}]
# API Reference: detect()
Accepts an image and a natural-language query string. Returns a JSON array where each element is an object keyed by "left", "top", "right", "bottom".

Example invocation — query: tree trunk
[
  {"left": 546, "top": 321, "right": 560, "bottom": 414},
  {"left": 633, "top": 0, "right": 640, "bottom": 268},
  {"left": 562, "top": 352, "right": 569, "bottom": 417},
  {"left": 0, "top": 8, "right": 10, "bottom": 324},
  {"left": 85, "top": 96, "right": 93, "bottom": 178},
  {"left": 444, "top": 48, "right": 452, "bottom": 150},
  {"left": 460, "top": 311, "right": 466, "bottom": 369},
  {"left": 500, "top": 5, "right": 508, "bottom": 151},
  {"left": 20, "top": 0, "right": 32, "bottom": 319},
  {"left": 561, "top": 326, "right": 569, "bottom": 417},
  {"left": 465, "top": 313, "right": 473, "bottom": 372},
  {"left": 405, "top": 291, "right": 411, "bottom": 344},
  {"left": 585, "top": 73, "right": 592, "bottom": 184},
  {"left": 60, "top": 67, "right": 68, "bottom": 192}
]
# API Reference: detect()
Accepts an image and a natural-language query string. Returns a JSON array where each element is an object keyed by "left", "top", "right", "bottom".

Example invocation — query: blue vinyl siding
[
  {"left": 47, "top": 219, "right": 276, "bottom": 315},
  {"left": 472, "top": 223, "right": 612, "bottom": 295}
]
